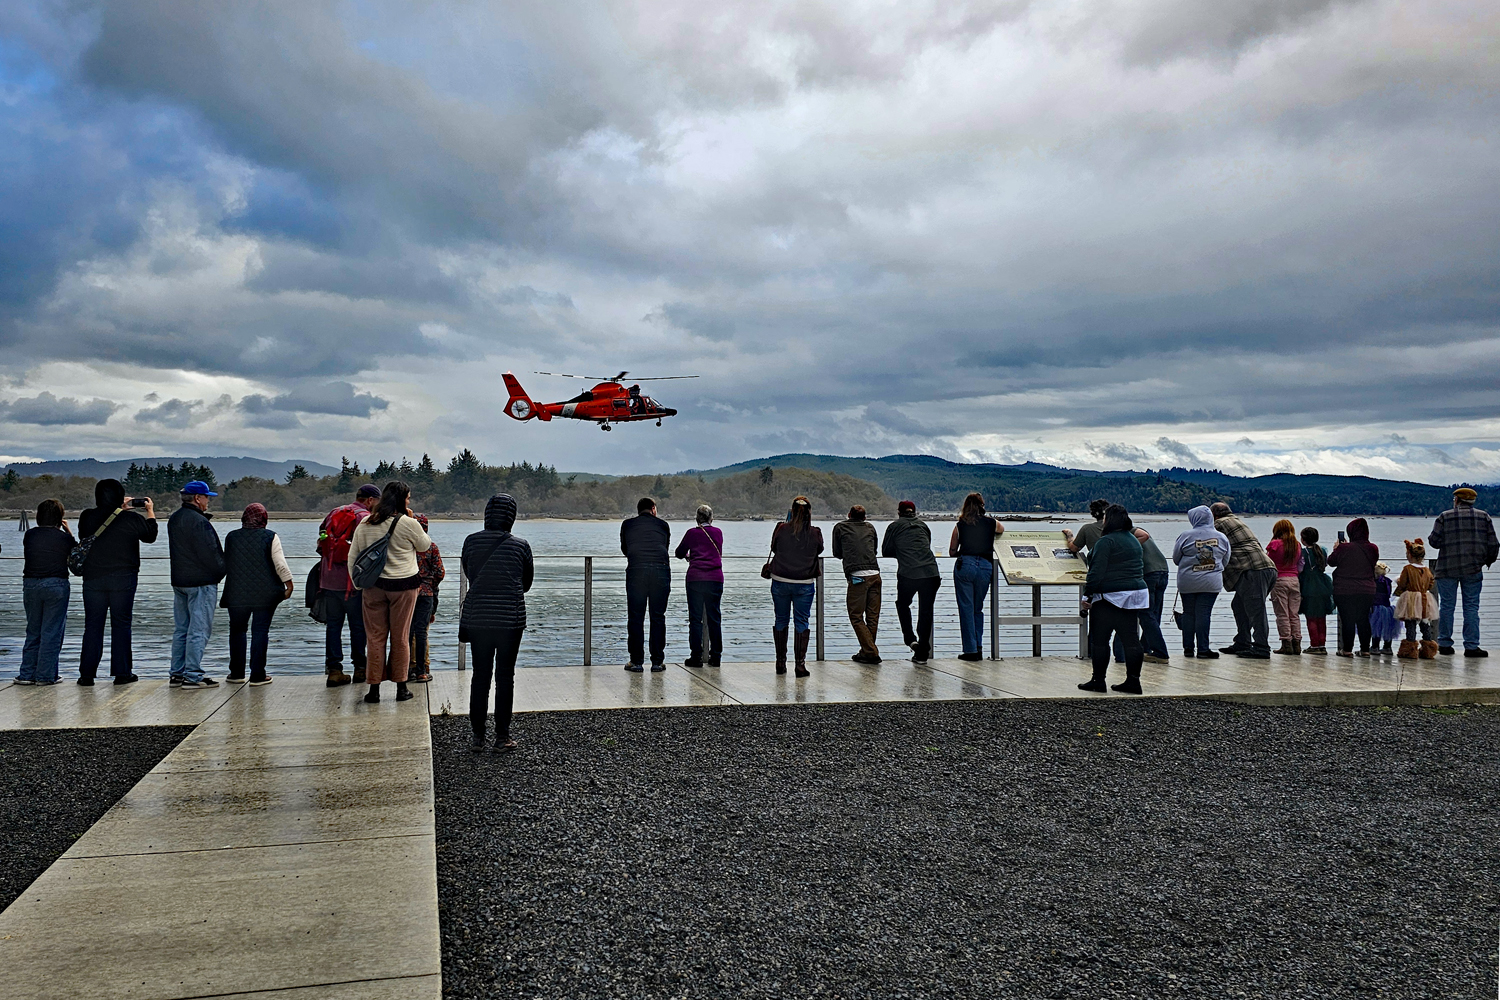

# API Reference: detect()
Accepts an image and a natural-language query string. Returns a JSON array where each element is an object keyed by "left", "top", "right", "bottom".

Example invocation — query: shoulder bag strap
[{"left": 697, "top": 525, "right": 721, "bottom": 557}]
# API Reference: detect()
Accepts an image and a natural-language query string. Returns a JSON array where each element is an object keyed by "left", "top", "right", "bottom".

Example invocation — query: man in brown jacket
[{"left": 832, "top": 506, "right": 881, "bottom": 663}]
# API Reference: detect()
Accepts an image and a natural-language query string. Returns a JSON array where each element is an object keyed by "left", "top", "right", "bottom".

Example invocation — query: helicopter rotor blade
[
  {"left": 628, "top": 375, "right": 701, "bottom": 381},
  {"left": 534, "top": 371, "right": 700, "bottom": 381}
]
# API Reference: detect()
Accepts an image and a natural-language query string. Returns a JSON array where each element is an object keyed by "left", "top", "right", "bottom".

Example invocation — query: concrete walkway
[{"left": 0, "top": 680, "right": 440, "bottom": 999}]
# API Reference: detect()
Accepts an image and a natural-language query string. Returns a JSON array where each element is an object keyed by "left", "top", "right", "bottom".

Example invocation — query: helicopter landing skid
[{"left": 599, "top": 422, "right": 612, "bottom": 431}]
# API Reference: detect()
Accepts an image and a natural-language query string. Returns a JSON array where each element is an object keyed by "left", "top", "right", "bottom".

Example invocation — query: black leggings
[
  {"left": 1403, "top": 620, "right": 1433, "bottom": 641},
  {"left": 1334, "top": 594, "right": 1374, "bottom": 653},
  {"left": 1089, "top": 599, "right": 1142, "bottom": 677},
  {"left": 470, "top": 628, "right": 523, "bottom": 740}
]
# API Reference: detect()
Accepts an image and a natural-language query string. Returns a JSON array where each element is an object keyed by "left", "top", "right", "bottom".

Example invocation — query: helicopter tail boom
[{"left": 502, "top": 372, "right": 549, "bottom": 421}]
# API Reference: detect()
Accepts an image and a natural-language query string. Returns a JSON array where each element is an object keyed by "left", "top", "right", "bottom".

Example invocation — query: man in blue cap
[{"left": 168, "top": 480, "right": 227, "bottom": 688}]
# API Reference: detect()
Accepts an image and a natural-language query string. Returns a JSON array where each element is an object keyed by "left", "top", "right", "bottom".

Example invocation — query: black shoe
[
  {"left": 649, "top": 663, "right": 666, "bottom": 672},
  {"left": 683, "top": 656, "right": 703, "bottom": 668},
  {"left": 1111, "top": 678, "right": 1143, "bottom": 694},
  {"left": 469, "top": 734, "right": 488, "bottom": 754},
  {"left": 624, "top": 663, "right": 644, "bottom": 672},
  {"left": 248, "top": 676, "right": 273, "bottom": 686},
  {"left": 77, "top": 677, "right": 95, "bottom": 687},
  {"left": 1438, "top": 646, "right": 1455, "bottom": 655},
  {"left": 226, "top": 674, "right": 247, "bottom": 684},
  {"left": 706, "top": 659, "right": 721, "bottom": 668},
  {"left": 169, "top": 675, "right": 183, "bottom": 687},
  {"left": 114, "top": 674, "right": 139, "bottom": 685},
  {"left": 1219, "top": 644, "right": 1247, "bottom": 654},
  {"left": 1234, "top": 649, "right": 1271, "bottom": 660},
  {"left": 180, "top": 676, "right": 219, "bottom": 689},
  {"left": 395, "top": 688, "right": 415, "bottom": 702},
  {"left": 1077, "top": 678, "right": 1108, "bottom": 692},
  {"left": 363, "top": 689, "right": 380, "bottom": 704},
  {"left": 958, "top": 652, "right": 983, "bottom": 662},
  {"left": 1465, "top": 648, "right": 1488, "bottom": 658},
  {"left": 1196, "top": 650, "right": 1220, "bottom": 659}
]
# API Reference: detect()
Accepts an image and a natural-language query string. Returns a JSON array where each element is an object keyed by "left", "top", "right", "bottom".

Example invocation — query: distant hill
[
  {"left": 680, "top": 454, "right": 1499, "bottom": 516},
  {"left": 4, "top": 456, "right": 338, "bottom": 482}
]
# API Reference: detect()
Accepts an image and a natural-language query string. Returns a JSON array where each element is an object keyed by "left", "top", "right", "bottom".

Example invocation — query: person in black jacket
[
  {"left": 77, "top": 478, "right": 157, "bottom": 686},
  {"left": 220, "top": 503, "right": 294, "bottom": 685},
  {"left": 168, "top": 481, "right": 227, "bottom": 688},
  {"left": 18, "top": 499, "right": 75, "bottom": 685},
  {"left": 461, "top": 493, "right": 534, "bottom": 752},
  {"left": 620, "top": 497, "right": 671, "bottom": 671}
]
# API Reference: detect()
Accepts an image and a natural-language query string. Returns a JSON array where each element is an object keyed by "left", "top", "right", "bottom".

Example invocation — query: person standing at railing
[
  {"left": 1171, "top": 505, "right": 1228, "bottom": 659},
  {"left": 1427, "top": 487, "right": 1497, "bottom": 657},
  {"left": 408, "top": 513, "right": 445, "bottom": 683},
  {"left": 1265, "top": 519, "right": 1304, "bottom": 656},
  {"left": 461, "top": 493, "right": 533, "bottom": 753},
  {"left": 621, "top": 496, "right": 671, "bottom": 672},
  {"left": 317, "top": 483, "right": 379, "bottom": 687},
  {"left": 768, "top": 496, "right": 823, "bottom": 677},
  {"left": 882, "top": 500, "right": 940, "bottom": 666},
  {"left": 833, "top": 505, "right": 882, "bottom": 664},
  {"left": 76, "top": 478, "right": 156, "bottom": 686},
  {"left": 1328, "top": 517, "right": 1379, "bottom": 658},
  {"left": 17, "top": 499, "right": 75, "bottom": 685},
  {"left": 349, "top": 481, "right": 431, "bottom": 704},
  {"left": 1078, "top": 504, "right": 1147, "bottom": 694},
  {"left": 1211, "top": 502, "right": 1276, "bottom": 659},
  {"left": 675, "top": 504, "right": 724, "bottom": 668},
  {"left": 1064, "top": 498, "right": 1168, "bottom": 664},
  {"left": 220, "top": 502, "right": 293, "bottom": 686},
  {"left": 1298, "top": 526, "right": 1335, "bottom": 656},
  {"left": 948, "top": 493, "right": 1004, "bottom": 662},
  {"left": 168, "top": 481, "right": 227, "bottom": 689}
]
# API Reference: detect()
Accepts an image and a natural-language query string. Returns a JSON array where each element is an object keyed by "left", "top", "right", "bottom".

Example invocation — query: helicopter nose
[{"left": 663, "top": 408, "right": 677, "bottom": 416}]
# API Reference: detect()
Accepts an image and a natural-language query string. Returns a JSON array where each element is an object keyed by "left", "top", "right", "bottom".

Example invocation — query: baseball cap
[
  {"left": 898, "top": 500, "right": 917, "bottom": 514},
  {"left": 181, "top": 480, "right": 218, "bottom": 497},
  {"left": 357, "top": 484, "right": 382, "bottom": 500}
]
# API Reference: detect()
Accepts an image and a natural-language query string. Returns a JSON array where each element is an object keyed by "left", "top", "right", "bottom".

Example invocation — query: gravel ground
[
  {"left": 433, "top": 701, "right": 1500, "bottom": 999},
  {"left": 0, "top": 725, "right": 191, "bottom": 911}
]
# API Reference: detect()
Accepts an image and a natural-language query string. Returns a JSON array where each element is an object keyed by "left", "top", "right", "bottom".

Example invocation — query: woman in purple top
[{"left": 675, "top": 504, "right": 725, "bottom": 667}]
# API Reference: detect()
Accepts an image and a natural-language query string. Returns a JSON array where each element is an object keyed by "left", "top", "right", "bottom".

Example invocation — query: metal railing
[{"left": 455, "top": 555, "right": 1087, "bottom": 669}]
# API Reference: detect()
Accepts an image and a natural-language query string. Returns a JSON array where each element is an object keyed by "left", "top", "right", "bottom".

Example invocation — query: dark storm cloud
[
  {"left": 0, "top": 392, "right": 120, "bottom": 425},
  {"left": 0, "top": 0, "right": 1496, "bottom": 474}
]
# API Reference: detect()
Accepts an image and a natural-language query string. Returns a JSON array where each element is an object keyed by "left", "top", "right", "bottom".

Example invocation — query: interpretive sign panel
[{"left": 996, "top": 530, "right": 1088, "bottom": 586}]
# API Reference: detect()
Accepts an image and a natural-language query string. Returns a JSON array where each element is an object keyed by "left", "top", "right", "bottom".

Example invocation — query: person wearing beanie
[
  {"left": 675, "top": 504, "right": 724, "bottom": 667},
  {"left": 408, "top": 512, "right": 445, "bottom": 683},
  {"left": 461, "top": 494, "right": 533, "bottom": 752},
  {"left": 882, "top": 500, "right": 941, "bottom": 665},
  {"left": 316, "top": 483, "right": 381, "bottom": 687},
  {"left": 1427, "top": 486, "right": 1497, "bottom": 656},
  {"left": 833, "top": 504, "right": 882, "bottom": 663},
  {"left": 219, "top": 503, "right": 293, "bottom": 685}
]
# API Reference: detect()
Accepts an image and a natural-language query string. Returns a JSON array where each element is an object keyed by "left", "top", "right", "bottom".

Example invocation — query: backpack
[
  {"left": 350, "top": 515, "right": 401, "bottom": 590},
  {"left": 318, "top": 506, "right": 365, "bottom": 565},
  {"left": 67, "top": 508, "right": 122, "bottom": 577}
]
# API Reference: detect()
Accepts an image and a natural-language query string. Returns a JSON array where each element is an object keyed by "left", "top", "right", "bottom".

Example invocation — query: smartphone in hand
[
  {"left": 1337, "top": 530, "right": 1346, "bottom": 543},
  {"left": 130, "top": 497, "right": 149, "bottom": 508}
]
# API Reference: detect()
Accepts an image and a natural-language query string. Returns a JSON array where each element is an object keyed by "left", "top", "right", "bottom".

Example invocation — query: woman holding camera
[{"left": 77, "top": 478, "right": 157, "bottom": 686}]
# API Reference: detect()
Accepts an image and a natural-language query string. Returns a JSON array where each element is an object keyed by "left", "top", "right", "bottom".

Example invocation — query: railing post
[
  {"left": 815, "top": 557, "right": 825, "bottom": 661},
  {"left": 457, "top": 564, "right": 467, "bottom": 671},
  {"left": 1078, "top": 584, "right": 1088, "bottom": 659},
  {"left": 583, "top": 556, "right": 593, "bottom": 667},
  {"left": 990, "top": 560, "right": 1000, "bottom": 660},
  {"left": 1032, "top": 584, "right": 1042, "bottom": 657}
]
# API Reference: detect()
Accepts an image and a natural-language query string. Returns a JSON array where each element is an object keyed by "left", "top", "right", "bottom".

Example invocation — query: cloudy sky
[{"left": 1, "top": 0, "right": 1497, "bottom": 483}]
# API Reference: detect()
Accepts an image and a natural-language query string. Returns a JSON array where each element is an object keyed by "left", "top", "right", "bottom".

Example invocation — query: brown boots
[
  {"left": 1418, "top": 640, "right": 1438, "bottom": 659},
  {"left": 325, "top": 667, "right": 352, "bottom": 688},
  {"left": 1399, "top": 639, "right": 1439, "bottom": 659},
  {"left": 1397, "top": 639, "right": 1419, "bottom": 660},
  {"left": 773, "top": 629, "right": 788, "bottom": 674},
  {"left": 773, "top": 629, "right": 811, "bottom": 676},
  {"left": 794, "top": 631, "right": 810, "bottom": 678}
]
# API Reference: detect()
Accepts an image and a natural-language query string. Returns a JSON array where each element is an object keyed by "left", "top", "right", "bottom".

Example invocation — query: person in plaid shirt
[
  {"left": 1428, "top": 488, "right": 1498, "bottom": 657},
  {"left": 408, "top": 513, "right": 446, "bottom": 682},
  {"left": 1210, "top": 502, "right": 1276, "bottom": 658}
]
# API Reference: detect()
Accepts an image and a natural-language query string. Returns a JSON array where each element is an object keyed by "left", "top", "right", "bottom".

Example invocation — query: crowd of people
[{"left": 10, "top": 477, "right": 1497, "bottom": 748}]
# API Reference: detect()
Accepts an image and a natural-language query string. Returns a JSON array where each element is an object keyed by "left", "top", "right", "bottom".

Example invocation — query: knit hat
[
  {"left": 898, "top": 500, "right": 917, "bottom": 516},
  {"left": 357, "top": 484, "right": 381, "bottom": 500},
  {"left": 1454, "top": 487, "right": 1478, "bottom": 504},
  {"left": 485, "top": 493, "right": 517, "bottom": 531},
  {"left": 241, "top": 503, "right": 268, "bottom": 530}
]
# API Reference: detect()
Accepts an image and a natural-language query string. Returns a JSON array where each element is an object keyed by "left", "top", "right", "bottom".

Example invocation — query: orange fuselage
[{"left": 502, "top": 372, "right": 678, "bottom": 425}]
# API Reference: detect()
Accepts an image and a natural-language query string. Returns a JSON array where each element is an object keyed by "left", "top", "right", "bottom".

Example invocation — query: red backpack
[{"left": 318, "top": 506, "right": 365, "bottom": 565}]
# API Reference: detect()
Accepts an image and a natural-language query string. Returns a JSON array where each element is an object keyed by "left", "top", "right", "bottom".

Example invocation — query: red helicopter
[{"left": 502, "top": 371, "right": 695, "bottom": 430}]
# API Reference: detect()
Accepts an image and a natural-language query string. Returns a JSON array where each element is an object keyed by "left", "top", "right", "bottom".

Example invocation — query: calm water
[{"left": 0, "top": 514, "right": 1494, "bottom": 677}]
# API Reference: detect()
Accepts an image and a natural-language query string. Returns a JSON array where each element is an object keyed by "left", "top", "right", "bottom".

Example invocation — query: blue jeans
[
  {"left": 322, "top": 587, "right": 367, "bottom": 672},
  {"left": 1177, "top": 591, "right": 1218, "bottom": 655},
  {"left": 626, "top": 564, "right": 671, "bottom": 666},
  {"left": 80, "top": 571, "right": 138, "bottom": 680},
  {"left": 1435, "top": 573, "right": 1483, "bottom": 650},
  {"left": 21, "top": 577, "right": 70, "bottom": 683},
  {"left": 771, "top": 580, "right": 815, "bottom": 633},
  {"left": 953, "top": 556, "right": 992, "bottom": 654},
  {"left": 171, "top": 585, "right": 218, "bottom": 682}
]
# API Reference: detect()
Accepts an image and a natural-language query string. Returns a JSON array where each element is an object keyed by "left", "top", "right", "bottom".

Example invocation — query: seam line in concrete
[
  {"left": 666, "top": 663, "right": 746, "bottom": 703},
  {"left": 64, "top": 831, "right": 432, "bottom": 861},
  {"left": 155, "top": 971, "right": 442, "bottom": 1000}
]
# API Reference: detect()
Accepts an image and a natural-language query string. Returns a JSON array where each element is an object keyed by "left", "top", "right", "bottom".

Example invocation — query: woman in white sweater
[{"left": 348, "top": 481, "right": 432, "bottom": 703}]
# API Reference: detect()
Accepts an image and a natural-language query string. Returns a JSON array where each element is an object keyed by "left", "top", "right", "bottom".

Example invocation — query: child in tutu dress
[
  {"left": 1393, "top": 539, "right": 1440, "bottom": 659},
  {"left": 1369, "top": 563, "right": 1402, "bottom": 654}
]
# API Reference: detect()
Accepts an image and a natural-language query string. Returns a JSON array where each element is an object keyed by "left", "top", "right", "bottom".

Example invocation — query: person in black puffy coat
[{"left": 460, "top": 494, "right": 533, "bottom": 753}]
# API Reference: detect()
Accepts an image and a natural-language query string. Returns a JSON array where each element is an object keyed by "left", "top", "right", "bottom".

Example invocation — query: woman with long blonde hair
[{"left": 1265, "top": 518, "right": 1303, "bottom": 654}]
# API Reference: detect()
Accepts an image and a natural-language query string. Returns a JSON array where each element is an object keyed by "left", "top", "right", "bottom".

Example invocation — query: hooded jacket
[
  {"left": 1171, "top": 506, "right": 1230, "bottom": 594},
  {"left": 1327, "top": 518, "right": 1379, "bottom": 596},
  {"left": 460, "top": 495, "right": 534, "bottom": 632},
  {"left": 1085, "top": 528, "right": 1146, "bottom": 596},
  {"left": 168, "top": 505, "right": 227, "bottom": 588}
]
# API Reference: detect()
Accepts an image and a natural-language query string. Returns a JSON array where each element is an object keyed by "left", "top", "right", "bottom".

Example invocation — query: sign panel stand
[{"left": 993, "top": 530, "right": 1088, "bottom": 658}]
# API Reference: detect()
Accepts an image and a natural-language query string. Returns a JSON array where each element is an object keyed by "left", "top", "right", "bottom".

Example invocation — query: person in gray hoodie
[{"left": 1171, "top": 506, "right": 1230, "bottom": 658}]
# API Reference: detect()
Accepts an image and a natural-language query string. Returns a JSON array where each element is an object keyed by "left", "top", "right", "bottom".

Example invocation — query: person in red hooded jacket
[{"left": 1328, "top": 517, "right": 1379, "bottom": 658}]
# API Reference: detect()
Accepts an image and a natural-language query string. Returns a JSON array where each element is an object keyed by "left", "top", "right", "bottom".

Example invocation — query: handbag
[
  {"left": 1171, "top": 591, "right": 1185, "bottom": 631},
  {"left": 67, "top": 507, "right": 122, "bottom": 577},
  {"left": 305, "top": 563, "right": 327, "bottom": 623},
  {"left": 349, "top": 514, "right": 400, "bottom": 590}
]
